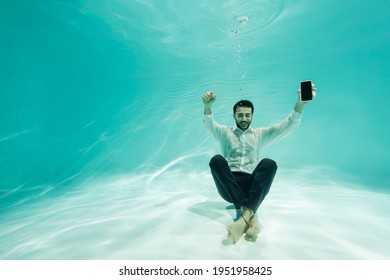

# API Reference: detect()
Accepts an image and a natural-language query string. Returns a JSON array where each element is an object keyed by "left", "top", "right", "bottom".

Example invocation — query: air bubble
[
  {"left": 230, "top": 30, "right": 239, "bottom": 37},
  {"left": 237, "top": 16, "right": 249, "bottom": 24}
]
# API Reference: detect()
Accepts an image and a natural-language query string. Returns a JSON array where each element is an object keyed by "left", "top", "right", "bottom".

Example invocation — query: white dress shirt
[{"left": 203, "top": 110, "right": 302, "bottom": 173}]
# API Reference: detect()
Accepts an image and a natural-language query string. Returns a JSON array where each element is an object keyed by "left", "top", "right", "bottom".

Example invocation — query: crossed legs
[{"left": 209, "top": 154, "right": 277, "bottom": 243}]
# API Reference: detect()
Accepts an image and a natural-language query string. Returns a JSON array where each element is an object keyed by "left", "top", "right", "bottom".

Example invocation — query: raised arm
[
  {"left": 202, "top": 91, "right": 217, "bottom": 115},
  {"left": 261, "top": 82, "right": 317, "bottom": 146}
]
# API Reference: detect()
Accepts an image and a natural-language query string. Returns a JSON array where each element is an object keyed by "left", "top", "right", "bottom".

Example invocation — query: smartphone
[{"left": 300, "top": 80, "right": 313, "bottom": 102}]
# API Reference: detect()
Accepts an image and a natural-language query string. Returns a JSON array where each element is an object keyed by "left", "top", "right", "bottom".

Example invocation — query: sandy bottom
[{"left": 1, "top": 168, "right": 389, "bottom": 260}]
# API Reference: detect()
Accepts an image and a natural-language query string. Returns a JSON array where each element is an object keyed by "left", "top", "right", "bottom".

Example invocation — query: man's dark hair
[{"left": 233, "top": 100, "right": 254, "bottom": 114}]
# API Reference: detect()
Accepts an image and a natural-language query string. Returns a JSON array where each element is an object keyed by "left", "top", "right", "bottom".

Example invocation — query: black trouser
[{"left": 209, "top": 154, "right": 277, "bottom": 212}]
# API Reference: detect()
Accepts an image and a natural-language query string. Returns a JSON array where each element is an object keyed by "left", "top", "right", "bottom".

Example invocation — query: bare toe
[
  {"left": 226, "top": 218, "right": 248, "bottom": 243},
  {"left": 244, "top": 233, "right": 258, "bottom": 242},
  {"left": 244, "top": 217, "right": 260, "bottom": 242}
]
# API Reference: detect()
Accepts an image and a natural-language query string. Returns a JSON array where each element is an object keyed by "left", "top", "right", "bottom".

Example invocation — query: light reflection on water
[{"left": 1, "top": 166, "right": 389, "bottom": 260}]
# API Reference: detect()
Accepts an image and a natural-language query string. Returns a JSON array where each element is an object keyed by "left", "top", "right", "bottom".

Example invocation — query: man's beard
[{"left": 236, "top": 120, "right": 251, "bottom": 131}]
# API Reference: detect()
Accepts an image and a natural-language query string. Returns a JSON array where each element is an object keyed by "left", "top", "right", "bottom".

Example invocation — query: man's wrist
[
  {"left": 204, "top": 105, "right": 212, "bottom": 115},
  {"left": 294, "top": 100, "right": 305, "bottom": 113}
]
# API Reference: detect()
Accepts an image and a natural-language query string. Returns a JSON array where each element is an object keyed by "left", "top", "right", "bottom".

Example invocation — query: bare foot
[
  {"left": 227, "top": 217, "right": 248, "bottom": 243},
  {"left": 245, "top": 216, "right": 260, "bottom": 242}
]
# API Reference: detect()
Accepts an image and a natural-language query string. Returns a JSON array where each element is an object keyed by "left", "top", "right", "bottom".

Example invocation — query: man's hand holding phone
[
  {"left": 294, "top": 80, "right": 316, "bottom": 113},
  {"left": 298, "top": 80, "right": 317, "bottom": 103}
]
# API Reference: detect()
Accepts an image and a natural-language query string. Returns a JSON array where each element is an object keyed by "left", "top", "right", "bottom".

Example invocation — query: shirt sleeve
[
  {"left": 203, "top": 114, "right": 227, "bottom": 142},
  {"left": 259, "top": 110, "right": 302, "bottom": 147}
]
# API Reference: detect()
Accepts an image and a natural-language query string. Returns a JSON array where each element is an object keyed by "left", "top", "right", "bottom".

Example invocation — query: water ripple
[{"left": 0, "top": 167, "right": 389, "bottom": 259}]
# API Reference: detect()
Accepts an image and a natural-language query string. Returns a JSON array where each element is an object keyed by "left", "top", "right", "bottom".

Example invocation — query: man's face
[{"left": 233, "top": 107, "right": 253, "bottom": 131}]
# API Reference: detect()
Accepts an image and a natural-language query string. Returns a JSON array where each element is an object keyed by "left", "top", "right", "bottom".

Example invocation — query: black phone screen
[{"left": 300, "top": 81, "right": 312, "bottom": 101}]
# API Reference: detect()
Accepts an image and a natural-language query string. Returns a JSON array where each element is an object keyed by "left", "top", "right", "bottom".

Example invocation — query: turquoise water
[{"left": 1, "top": 0, "right": 389, "bottom": 259}]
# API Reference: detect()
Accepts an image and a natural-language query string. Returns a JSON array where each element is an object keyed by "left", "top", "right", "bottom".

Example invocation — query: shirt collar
[{"left": 233, "top": 126, "right": 253, "bottom": 134}]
